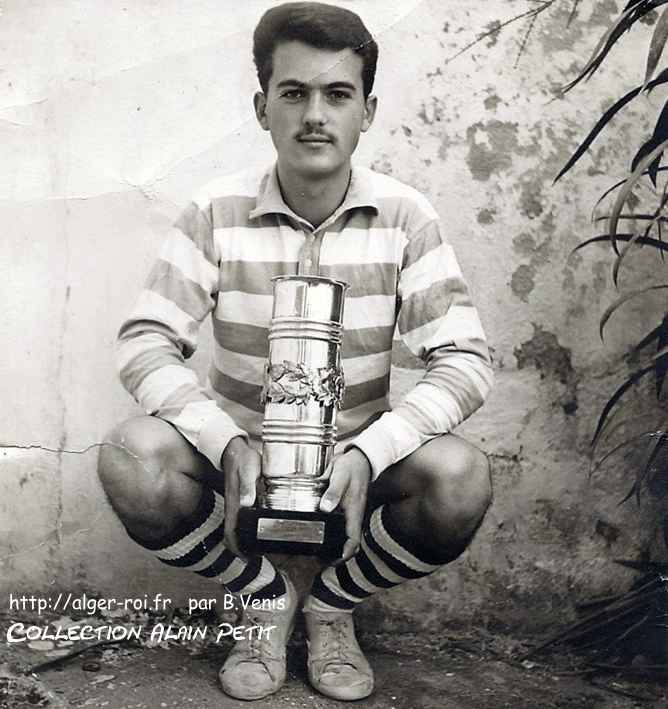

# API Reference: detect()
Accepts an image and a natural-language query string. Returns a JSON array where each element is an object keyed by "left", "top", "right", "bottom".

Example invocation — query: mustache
[{"left": 296, "top": 131, "right": 334, "bottom": 141}]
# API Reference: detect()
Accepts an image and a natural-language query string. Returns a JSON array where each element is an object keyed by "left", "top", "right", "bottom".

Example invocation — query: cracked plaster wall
[{"left": 1, "top": 0, "right": 664, "bottom": 632}]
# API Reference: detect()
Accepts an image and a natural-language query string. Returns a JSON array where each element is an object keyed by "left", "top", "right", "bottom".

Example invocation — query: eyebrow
[{"left": 275, "top": 79, "right": 357, "bottom": 92}]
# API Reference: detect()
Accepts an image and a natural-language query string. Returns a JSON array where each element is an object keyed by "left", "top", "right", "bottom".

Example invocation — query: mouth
[{"left": 297, "top": 135, "right": 332, "bottom": 144}]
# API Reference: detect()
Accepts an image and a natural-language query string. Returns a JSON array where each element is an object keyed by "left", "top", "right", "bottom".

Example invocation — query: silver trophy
[{"left": 237, "top": 275, "right": 348, "bottom": 558}]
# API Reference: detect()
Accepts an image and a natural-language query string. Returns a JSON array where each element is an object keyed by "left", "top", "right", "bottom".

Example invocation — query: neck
[{"left": 277, "top": 163, "right": 351, "bottom": 228}]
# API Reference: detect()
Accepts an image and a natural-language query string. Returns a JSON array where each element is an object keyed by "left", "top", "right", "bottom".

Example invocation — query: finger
[
  {"left": 344, "top": 499, "right": 364, "bottom": 549},
  {"left": 223, "top": 463, "right": 243, "bottom": 556},
  {"left": 320, "top": 467, "right": 347, "bottom": 512},
  {"left": 323, "top": 451, "right": 341, "bottom": 476},
  {"left": 339, "top": 536, "right": 360, "bottom": 563},
  {"left": 223, "top": 490, "right": 250, "bottom": 560},
  {"left": 239, "top": 453, "right": 261, "bottom": 507},
  {"left": 344, "top": 500, "right": 363, "bottom": 536},
  {"left": 338, "top": 482, "right": 367, "bottom": 561},
  {"left": 224, "top": 504, "right": 243, "bottom": 558}
]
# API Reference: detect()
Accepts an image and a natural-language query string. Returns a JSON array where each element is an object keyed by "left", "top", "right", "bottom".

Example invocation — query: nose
[{"left": 303, "top": 91, "right": 327, "bottom": 128}]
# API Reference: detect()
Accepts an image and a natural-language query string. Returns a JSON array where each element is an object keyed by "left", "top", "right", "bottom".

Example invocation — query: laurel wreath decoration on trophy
[{"left": 260, "top": 360, "right": 345, "bottom": 407}]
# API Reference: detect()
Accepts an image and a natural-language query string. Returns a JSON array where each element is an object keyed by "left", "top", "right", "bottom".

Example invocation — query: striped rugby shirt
[{"left": 117, "top": 164, "right": 493, "bottom": 479}]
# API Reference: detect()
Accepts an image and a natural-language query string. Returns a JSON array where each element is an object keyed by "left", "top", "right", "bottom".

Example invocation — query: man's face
[{"left": 254, "top": 40, "right": 377, "bottom": 181}]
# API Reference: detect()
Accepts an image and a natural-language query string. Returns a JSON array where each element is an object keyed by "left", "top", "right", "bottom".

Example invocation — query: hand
[
  {"left": 221, "top": 437, "right": 261, "bottom": 558},
  {"left": 319, "top": 447, "right": 372, "bottom": 562}
]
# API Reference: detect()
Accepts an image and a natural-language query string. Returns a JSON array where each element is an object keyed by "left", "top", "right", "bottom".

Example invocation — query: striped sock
[
  {"left": 304, "top": 504, "right": 447, "bottom": 612},
  {"left": 128, "top": 487, "right": 285, "bottom": 600}
]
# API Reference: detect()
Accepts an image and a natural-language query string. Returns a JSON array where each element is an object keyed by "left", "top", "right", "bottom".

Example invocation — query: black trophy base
[{"left": 237, "top": 506, "right": 346, "bottom": 560}]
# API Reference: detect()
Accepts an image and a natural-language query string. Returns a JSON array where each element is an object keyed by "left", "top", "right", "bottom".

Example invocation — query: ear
[
  {"left": 253, "top": 91, "right": 269, "bottom": 131},
  {"left": 361, "top": 94, "right": 378, "bottom": 133}
]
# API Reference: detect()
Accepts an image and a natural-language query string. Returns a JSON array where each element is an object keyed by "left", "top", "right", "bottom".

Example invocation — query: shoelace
[
  {"left": 235, "top": 607, "right": 281, "bottom": 663},
  {"left": 314, "top": 616, "right": 357, "bottom": 667}
]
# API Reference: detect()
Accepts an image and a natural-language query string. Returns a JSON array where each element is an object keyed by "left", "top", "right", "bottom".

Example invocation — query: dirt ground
[{"left": 1, "top": 611, "right": 666, "bottom": 709}]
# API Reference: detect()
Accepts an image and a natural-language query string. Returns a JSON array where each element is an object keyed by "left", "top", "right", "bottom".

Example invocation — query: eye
[
  {"left": 328, "top": 90, "right": 351, "bottom": 102},
  {"left": 281, "top": 89, "right": 304, "bottom": 101}
]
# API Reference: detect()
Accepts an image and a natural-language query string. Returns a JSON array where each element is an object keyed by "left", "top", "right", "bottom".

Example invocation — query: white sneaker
[
  {"left": 304, "top": 610, "right": 374, "bottom": 701},
  {"left": 219, "top": 573, "right": 298, "bottom": 700}
]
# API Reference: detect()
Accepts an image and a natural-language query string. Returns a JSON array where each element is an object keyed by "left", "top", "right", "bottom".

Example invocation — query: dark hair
[{"left": 253, "top": 2, "right": 378, "bottom": 98}]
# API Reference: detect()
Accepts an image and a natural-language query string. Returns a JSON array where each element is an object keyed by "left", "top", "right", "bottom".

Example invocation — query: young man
[{"left": 98, "top": 2, "right": 494, "bottom": 702}]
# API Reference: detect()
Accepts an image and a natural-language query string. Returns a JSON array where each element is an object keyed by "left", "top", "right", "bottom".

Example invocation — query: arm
[
  {"left": 348, "top": 217, "right": 494, "bottom": 479},
  {"left": 116, "top": 201, "right": 247, "bottom": 470}
]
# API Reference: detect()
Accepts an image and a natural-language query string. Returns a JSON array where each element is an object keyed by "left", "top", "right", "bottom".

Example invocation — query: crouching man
[{"left": 98, "top": 2, "right": 493, "bottom": 701}]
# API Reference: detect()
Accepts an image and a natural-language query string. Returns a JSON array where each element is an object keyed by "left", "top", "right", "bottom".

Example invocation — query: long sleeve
[
  {"left": 116, "top": 201, "right": 248, "bottom": 469},
  {"left": 349, "top": 218, "right": 494, "bottom": 479}
]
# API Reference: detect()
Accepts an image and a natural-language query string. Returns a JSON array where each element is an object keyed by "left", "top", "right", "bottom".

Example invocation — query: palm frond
[
  {"left": 622, "top": 430, "right": 668, "bottom": 504},
  {"left": 590, "top": 431, "right": 660, "bottom": 478},
  {"left": 593, "top": 166, "right": 668, "bottom": 212},
  {"left": 643, "top": 5, "right": 668, "bottom": 86},
  {"left": 592, "top": 363, "right": 657, "bottom": 446},
  {"left": 608, "top": 138, "right": 668, "bottom": 253},
  {"left": 631, "top": 319, "right": 668, "bottom": 354},
  {"left": 594, "top": 212, "right": 668, "bottom": 222},
  {"left": 556, "top": 69, "right": 668, "bottom": 183},
  {"left": 623, "top": 0, "right": 649, "bottom": 11},
  {"left": 636, "top": 430, "right": 668, "bottom": 501},
  {"left": 599, "top": 285, "right": 668, "bottom": 339},
  {"left": 630, "top": 99, "right": 668, "bottom": 186},
  {"left": 612, "top": 233, "right": 646, "bottom": 286},
  {"left": 655, "top": 314, "right": 668, "bottom": 396},
  {"left": 612, "top": 190, "right": 668, "bottom": 285},
  {"left": 561, "top": 1, "right": 663, "bottom": 94},
  {"left": 571, "top": 233, "right": 668, "bottom": 254}
]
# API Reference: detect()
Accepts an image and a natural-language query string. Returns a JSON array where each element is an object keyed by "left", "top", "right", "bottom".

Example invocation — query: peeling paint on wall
[
  {"left": 514, "top": 324, "right": 578, "bottom": 415},
  {"left": 510, "top": 263, "right": 536, "bottom": 301},
  {"left": 477, "top": 208, "right": 495, "bottom": 224},
  {"left": 484, "top": 93, "right": 501, "bottom": 111},
  {"left": 465, "top": 121, "right": 519, "bottom": 181}
]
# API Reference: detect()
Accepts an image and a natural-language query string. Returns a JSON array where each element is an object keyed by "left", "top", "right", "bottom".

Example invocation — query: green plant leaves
[
  {"left": 559, "top": 0, "right": 668, "bottom": 507},
  {"left": 641, "top": 430, "right": 668, "bottom": 498},
  {"left": 555, "top": 70, "right": 668, "bottom": 183},
  {"left": 593, "top": 166, "right": 668, "bottom": 212},
  {"left": 654, "top": 314, "right": 668, "bottom": 396},
  {"left": 598, "top": 285, "right": 668, "bottom": 340},
  {"left": 643, "top": 5, "right": 668, "bottom": 87},
  {"left": 630, "top": 99, "right": 668, "bottom": 185},
  {"left": 591, "top": 343, "right": 668, "bottom": 449},
  {"left": 525, "top": 571, "right": 668, "bottom": 661},
  {"left": 618, "top": 429, "right": 668, "bottom": 504},
  {"left": 611, "top": 188, "right": 668, "bottom": 285},
  {"left": 608, "top": 138, "right": 668, "bottom": 253},
  {"left": 561, "top": 1, "right": 665, "bottom": 95},
  {"left": 590, "top": 361, "right": 657, "bottom": 449},
  {"left": 631, "top": 316, "right": 668, "bottom": 356},
  {"left": 572, "top": 233, "right": 668, "bottom": 254},
  {"left": 590, "top": 431, "right": 657, "bottom": 478}
]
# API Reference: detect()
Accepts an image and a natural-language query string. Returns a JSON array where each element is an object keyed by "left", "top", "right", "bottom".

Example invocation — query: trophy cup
[{"left": 236, "top": 275, "right": 348, "bottom": 560}]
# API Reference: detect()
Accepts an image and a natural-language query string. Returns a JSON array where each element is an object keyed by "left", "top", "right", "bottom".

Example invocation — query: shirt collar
[{"left": 248, "top": 164, "right": 379, "bottom": 225}]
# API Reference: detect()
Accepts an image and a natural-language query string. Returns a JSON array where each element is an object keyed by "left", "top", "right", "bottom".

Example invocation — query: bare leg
[
  {"left": 97, "top": 415, "right": 220, "bottom": 542},
  {"left": 97, "top": 415, "right": 297, "bottom": 701},
  {"left": 304, "top": 433, "right": 491, "bottom": 701},
  {"left": 367, "top": 432, "right": 492, "bottom": 561}
]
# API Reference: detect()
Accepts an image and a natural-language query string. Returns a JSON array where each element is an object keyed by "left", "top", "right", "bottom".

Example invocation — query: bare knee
[
  {"left": 97, "top": 416, "right": 182, "bottom": 530},
  {"left": 415, "top": 437, "right": 492, "bottom": 544},
  {"left": 98, "top": 416, "right": 169, "bottom": 486}
]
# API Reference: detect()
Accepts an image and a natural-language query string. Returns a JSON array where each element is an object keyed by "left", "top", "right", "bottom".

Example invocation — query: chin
[{"left": 290, "top": 158, "right": 346, "bottom": 180}]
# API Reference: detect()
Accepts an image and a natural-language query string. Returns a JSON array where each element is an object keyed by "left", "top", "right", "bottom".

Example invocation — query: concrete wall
[{"left": 2, "top": 0, "right": 664, "bottom": 632}]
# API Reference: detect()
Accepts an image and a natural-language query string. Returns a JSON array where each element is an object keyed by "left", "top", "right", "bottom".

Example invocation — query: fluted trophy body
[
  {"left": 237, "top": 275, "right": 348, "bottom": 558},
  {"left": 261, "top": 275, "right": 346, "bottom": 511}
]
